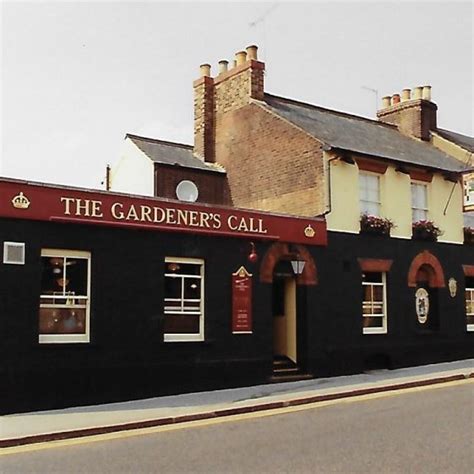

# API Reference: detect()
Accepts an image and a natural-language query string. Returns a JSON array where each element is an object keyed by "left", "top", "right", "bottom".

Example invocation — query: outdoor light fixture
[
  {"left": 248, "top": 242, "right": 258, "bottom": 263},
  {"left": 290, "top": 259, "right": 306, "bottom": 275}
]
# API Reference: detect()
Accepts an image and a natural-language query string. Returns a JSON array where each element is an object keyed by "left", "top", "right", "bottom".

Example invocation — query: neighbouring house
[{"left": 111, "top": 134, "right": 229, "bottom": 205}]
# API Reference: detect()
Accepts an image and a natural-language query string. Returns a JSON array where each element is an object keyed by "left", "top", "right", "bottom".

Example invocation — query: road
[{"left": 1, "top": 381, "right": 473, "bottom": 474}]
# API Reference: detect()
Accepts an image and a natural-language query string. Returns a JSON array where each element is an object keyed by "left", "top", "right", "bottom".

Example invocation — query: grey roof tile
[
  {"left": 127, "top": 134, "right": 225, "bottom": 173},
  {"left": 263, "top": 94, "right": 469, "bottom": 173},
  {"left": 435, "top": 128, "right": 474, "bottom": 153}
]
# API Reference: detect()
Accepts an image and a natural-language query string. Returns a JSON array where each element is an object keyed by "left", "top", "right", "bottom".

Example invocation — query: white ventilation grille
[{"left": 3, "top": 242, "right": 26, "bottom": 265}]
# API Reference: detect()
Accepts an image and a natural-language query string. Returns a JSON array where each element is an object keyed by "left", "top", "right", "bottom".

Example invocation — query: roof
[
  {"left": 263, "top": 94, "right": 469, "bottom": 173},
  {"left": 435, "top": 128, "right": 474, "bottom": 153},
  {"left": 126, "top": 134, "right": 225, "bottom": 173}
]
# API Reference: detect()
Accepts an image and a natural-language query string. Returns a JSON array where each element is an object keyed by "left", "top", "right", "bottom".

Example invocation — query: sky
[{"left": 1, "top": 0, "right": 473, "bottom": 189}]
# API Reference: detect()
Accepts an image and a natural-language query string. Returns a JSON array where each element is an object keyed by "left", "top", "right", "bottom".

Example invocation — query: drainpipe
[{"left": 323, "top": 148, "right": 343, "bottom": 216}]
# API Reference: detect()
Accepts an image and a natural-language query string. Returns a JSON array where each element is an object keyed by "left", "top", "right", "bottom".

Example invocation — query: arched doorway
[
  {"left": 260, "top": 243, "right": 317, "bottom": 375},
  {"left": 408, "top": 251, "right": 445, "bottom": 330}
]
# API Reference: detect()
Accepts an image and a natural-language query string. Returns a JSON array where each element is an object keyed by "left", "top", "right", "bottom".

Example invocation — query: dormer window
[
  {"left": 411, "top": 182, "right": 428, "bottom": 222},
  {"left": 359, "top": 173, "right": 380, "bottom": 216}
]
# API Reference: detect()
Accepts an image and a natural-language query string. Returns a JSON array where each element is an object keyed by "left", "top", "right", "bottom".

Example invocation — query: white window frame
[
  {"left": 362, "top": 272, "right": 387, "bottom": 334},
  {"left": 411, "top": 181, "right": 428, "bottom": 222},
  {"left": 359, "top": 172, "right": 381, "bottom": 216},
  {"left": 164, "top": 257, "right": 204, "bottom": 342},
  {"left": 466, "top": 287, "right": 474, "bottom": 332},
  {"left": 39, "top": 249, "right": 91, "bottom": 344}
]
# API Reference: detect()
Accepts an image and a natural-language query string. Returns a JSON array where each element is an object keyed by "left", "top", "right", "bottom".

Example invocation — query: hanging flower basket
[
  {"left": 360, "top": 214, "right": 395, "bottom": 237},
  {"left": 412, "top": 220, "right": 443, "bottom": 242},
  {"left": 464, "top": 227, "right": 474, "bottom": 245}
]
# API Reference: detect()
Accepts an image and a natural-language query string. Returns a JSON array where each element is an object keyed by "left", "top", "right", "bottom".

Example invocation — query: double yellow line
[{"left": 1, "top": 378, "right": 472, "bottom": 456}]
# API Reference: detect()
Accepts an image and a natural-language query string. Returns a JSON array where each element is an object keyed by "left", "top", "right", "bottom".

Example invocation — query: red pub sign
[
  {"left": 0, "top": 179, "right": 327, "bottom": 246},
  {"left": 232, "top": 266, "right": 253, "bottom": 333}
]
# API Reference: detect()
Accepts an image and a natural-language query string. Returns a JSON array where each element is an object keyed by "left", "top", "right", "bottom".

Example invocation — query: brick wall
[
  {"left": 214, "top": 102, "right": 326, "bottom": 217},
  {"left": 192, "top": 55, "right": 325, "bottom": 217},
  {"left": 377, "top": 100, "right": 437, "bottom": 141},
  {"left": 193, "top": 76, "right": 214, "bottom": 161}
]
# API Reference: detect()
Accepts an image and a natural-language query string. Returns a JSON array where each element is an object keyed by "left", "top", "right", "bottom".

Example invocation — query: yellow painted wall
[
  {"left": 381, "top": 166, "right": 412, "bottom": 238},
  {"left": 429, "top": 174, "right": 464, "bottom": 243},
  {"left": 325, "top": 151, "right": 464, "bottom": 244},
  {"left": 325, "top": 153, "right": 360, "bottom": 233},
  {"left": 432, "top": 133, "right": 473, "bottom": 165}
]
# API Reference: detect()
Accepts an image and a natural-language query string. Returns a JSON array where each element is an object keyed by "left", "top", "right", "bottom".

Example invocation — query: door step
[
  {"left": 271, "top": 356, "right": 312, "bottom": 382},
  {"left": 269, "top": 373, "right": 313, "bottom": 383}
]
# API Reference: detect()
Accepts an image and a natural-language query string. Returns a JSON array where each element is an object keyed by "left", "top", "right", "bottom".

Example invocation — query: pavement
[{"left": 1, "top": 359, "right": 473, "bottom": 448}]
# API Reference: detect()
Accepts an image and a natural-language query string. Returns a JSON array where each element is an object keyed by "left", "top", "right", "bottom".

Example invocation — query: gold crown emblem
[
  {"left": 304, "top": 224, "right": 315, "bottom": 238},
  {"left": 12, "top": 192, "right": 30, "bottom": 210}
]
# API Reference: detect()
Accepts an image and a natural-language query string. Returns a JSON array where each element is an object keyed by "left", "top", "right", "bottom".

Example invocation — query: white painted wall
[{"left": 110, "top": 138, "right": 154, "bottom": 196}]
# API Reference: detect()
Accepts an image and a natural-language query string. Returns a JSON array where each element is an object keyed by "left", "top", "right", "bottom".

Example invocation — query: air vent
[{"left": 3, "top": 242, "right": 25, "bottom": 265}]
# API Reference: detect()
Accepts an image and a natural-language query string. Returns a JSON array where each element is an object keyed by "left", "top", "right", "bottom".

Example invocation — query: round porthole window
[{"left": 176, "top": 180, "right": 199, "bottom": 202}]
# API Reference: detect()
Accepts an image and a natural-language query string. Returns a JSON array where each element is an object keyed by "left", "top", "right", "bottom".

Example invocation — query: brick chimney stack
[
  {"left": 193, "top": 45, "right": 265, "bottom": 162},
  {"left": 377, "top": 85, "right": 437, "bottom": 141}
]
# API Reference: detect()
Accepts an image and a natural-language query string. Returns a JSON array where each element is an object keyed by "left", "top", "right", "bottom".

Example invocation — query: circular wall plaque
[{"left": 176, "top": 180, "right": 199, "bottom": 202}]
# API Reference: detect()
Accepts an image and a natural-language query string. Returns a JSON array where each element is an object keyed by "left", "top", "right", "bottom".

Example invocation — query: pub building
[
  {"left": 1, "top": 175, "right": 473, "bottom": 414},
  {"left": 2, "top": 44, "right": 474, "bottom": 413},
  {"left": 0, "top": 177, "right": 328, "bottom": 414}
]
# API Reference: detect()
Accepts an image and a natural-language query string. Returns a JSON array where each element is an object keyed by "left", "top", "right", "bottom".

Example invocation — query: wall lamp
[
  {"left": 290, "top": 259, "right": 306, "bottom": 275},
  {"left": 248, "top": 242, "right": 258, "bottom": 263}
]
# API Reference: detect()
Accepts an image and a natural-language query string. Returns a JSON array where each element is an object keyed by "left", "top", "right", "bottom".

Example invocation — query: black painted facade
[{"left": 0, "top": 217, "right": 473, "bottom": 414}]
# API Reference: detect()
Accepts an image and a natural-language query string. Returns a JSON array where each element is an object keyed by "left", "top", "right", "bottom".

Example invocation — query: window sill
[
  {"left": 363, "top": 329, "right": 387, "bottom": 335},
  {"left": 164, "top": 334, "right": 205, "bottom": 343},
  {"left": 39, "top": 335, "right": 90, "bottom": 344}
]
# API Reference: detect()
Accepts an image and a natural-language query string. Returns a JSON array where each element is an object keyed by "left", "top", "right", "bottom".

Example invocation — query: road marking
[{"left": 1, "top": 378, "right": 472, "bottom": 456}]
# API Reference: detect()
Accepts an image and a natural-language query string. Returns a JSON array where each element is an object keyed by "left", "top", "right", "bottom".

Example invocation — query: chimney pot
[
  {"left": 381, "top": 96, "right": 391, "bottom": 108},
  {"left": 200, "top": 63, "right": 211, "bottom": 78},
  {"left": 422, "top": 85, "right": 432, "bottom": 101},
  {"left": 218, "top": 60, "right": 229, "bottom": 74},
  {"left": 235, "top": 50, "right": 247, "bottom": 66},
  {"left": 392, "top": 94, "right": 401, "bottom": 105},
  {"left": 401, "top": 88, "right": 411, "bottom": 102},
  {"left": 412, "top": 86, "right": 423, "bottom": 100},
  {"left": 246, "top": 45, "right": 258, "bottom": 60}
]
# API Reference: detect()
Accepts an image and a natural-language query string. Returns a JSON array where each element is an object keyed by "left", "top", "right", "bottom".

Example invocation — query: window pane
[
  {"left": 373, "top": 285, "right": 383, "bottom": 301},
  {"left": 363, "top": 273, "right": 383, "bottom": 283},
  {"left": 65, "top": 258, "right": 88, "bottom": 296},
  {"left": 40, "top": 256, "right": 88, "bottom": 297},
  {"left": 363, "top": 285, "right": 373, "bottom": 301},
  {"left": 164, "top": 315, "right": 200, "bottom": 334},
  {"left": 39, "top": 307, "right": 86, "bottom": 334},
  {"left": 363, "top": 316, "right": 383, "bottom": 328},
  {"left": 183, "top": 278, "right": 201, "bottom": 299},
  {"left": 41, "top": 256, "right": 64, "bottom": 294},
  {"left": 413, "top": 209, "right": 428, "bottom": 222},
  {"left": 165, "top": 276, "right": 182, "bottom": 299}
]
